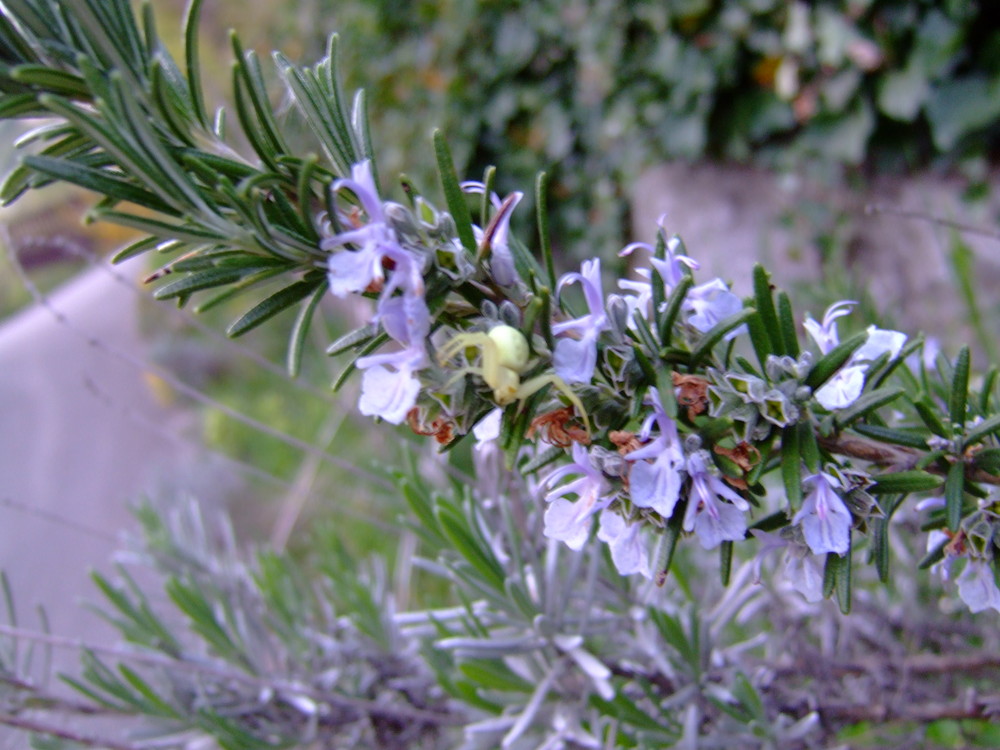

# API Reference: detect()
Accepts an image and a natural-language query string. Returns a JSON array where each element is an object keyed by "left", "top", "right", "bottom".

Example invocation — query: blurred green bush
[{"left": 252, "top": 0, "right": 1000, "bottom": 256}]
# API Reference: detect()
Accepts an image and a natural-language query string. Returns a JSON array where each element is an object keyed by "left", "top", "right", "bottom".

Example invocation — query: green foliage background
[
  {"left": 2, "top": 1, "right": 1000, "bottom": 747},
  {"left": 250, "top": 0, "right": 1000, "bottom": 255}
]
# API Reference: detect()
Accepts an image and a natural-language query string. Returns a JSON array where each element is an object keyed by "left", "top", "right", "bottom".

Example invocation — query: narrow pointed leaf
[
  {"left": 689, "top": 307, "right": 755, "bottom": 367},
  {"left": 433, "top": 129, "right": 476, "bottom": 254},
  {"left": 836, "top": 535, "right": 852, "bottom": 614},
  {"left": 804, "top": 330, "right": 867, "bottom": 390},
  {"left": 719, "top": 541, "right": 733, "bottom": 586},
  {"left": 852, "top": 423, "right": 928, "bottom": 449},
  {"left": 777, "top": 290, "right": 799, "bottom": 357},
  {"left": 227, "top": 279, "right": 322, "bottom": 337},
  {"left": 950, "top": 346, "right": 970, "bottom": 429},
  {"left": 869, "top": 470, "right": 942, "bottom": 495},
  {"left": 745, "top": 311, "right": 772, "bottom": 371},
  {"left": 965, "top": 413, "right": 1000, "bottom": 446},
  {"left": 752, "top": 264, "right": 783, "bottom": 355},
  {"left": 873, "top": 516, "right": 890, "bottom": 582},
  {"left": 286, "top": 281, "right": 327, "bottom": 376},
  {"left": 822, "top": 553, "right": 837, "bottom": 599},
  {"left": 658, "top": 275, "right": 693, "bottom": 347},
  {"left": 182, "top": 0, "right": 208, "bottom": 126},
  {"left": 798, "top": 420, "right": 821, "bottom": 473},
  {"left": 781, "top": 427, "right": 802, "bottom": 511},
  {"left": 152, "top": 267, "right": 252, "bottom": 300},
  {"left": 655, "top": 511, "right": 684, "bottom": 584},
  {"left": 536, "top": 171, "right": 556, "bottom": 289},
  {"left": 835, "top": 386, "right": 905, "bottom": 426},
  {"left": 10, "top": 64, "right": 88, "bottom": 96},
  {"left": 918, "top": 534, "right": 949, "bottom": 570},
  {"left": 913, "top": 399, "right": 950, "bottom": 438},
  {"left": 20, "top": 154, "right": 173, "bottom": 212},
  {"left": 972, "top": 448, "right": 1000, "bottom": 475},
  {"left": 945, "top": 459, "right": 965, "bottom": 532},
  {"left": 325, "top": 322, "right": 379, "bottom": 356}
]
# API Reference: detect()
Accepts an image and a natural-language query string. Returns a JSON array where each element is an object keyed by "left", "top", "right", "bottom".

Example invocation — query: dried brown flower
[
  {"left": 528, "top": 406, "right": 590, "bottom": 448},
  {"left": 407, "top": 408, "right": 455, "bottom": 445},
  {"left": 672, "top": 372, "right": 710, "bottom": 420}
]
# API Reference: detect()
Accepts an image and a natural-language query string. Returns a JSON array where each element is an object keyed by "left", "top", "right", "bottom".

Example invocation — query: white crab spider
[{"left": 438, "top": 324, "right": 590, "bottom": 433}]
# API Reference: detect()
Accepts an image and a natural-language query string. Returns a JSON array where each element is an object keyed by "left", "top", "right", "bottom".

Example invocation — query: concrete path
[{"left": 0, "top": 258, "right": 191, "bottom": 746}]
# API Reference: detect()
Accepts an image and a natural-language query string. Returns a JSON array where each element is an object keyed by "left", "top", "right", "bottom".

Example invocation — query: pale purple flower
[
  {"left": 650, "top": 238, "right": 699, "bottom": 289},
  {"left": 925, "top": 528, "right": 954, "bottom": 580},
  {"left": 956, "top": 558, "right": 1000, "bottom": 614},
  {"left": 320, "top": 162, "right": 434, "bottom": 424},
  {"left": 684, "top": 277, "right": 745, "bottom": 335},
  {"left": 793, "top": 472, "right": 852, "bottom": 556},
  {"left": 352, "top": 300, "right": 428, "bottom": 423},
  {"left": 322, "top": 161, "right": 432, "bottom": 344},
  {"left": 682, "top": 450, "right": 750, "bottom": 549},
  {"left": 751, "top": 530, "right": 825, "bottom": 602},
  {"left": 804, "top": 301, "right": 907, "bottom": 411},
  {"left": 598, "top": 510, "right": 652, "bottom": 578},
  {"left": 352, "top": 266, "right": 430, "bottom": 423},
  {"left": 356, "top": 345, "right": 426, "bottom": 425},
  {"left": 619, "top": 215, "right": 699, "bottom": 291},
  {"left": 855, "top": 325, "right": 908, "bottom": 363},
  {"left": 552, "top": 259, "right": 609, "bottom": 383},
  {"left": 813, "top": 364, "right": 868, "bottom": 411},
  {"left": 377, "top": 287, "right": 430, "bottom": 347},
  {"left": 467, "top": 187, "right": 523, "bottom": 287},
  {"left": 803, "top": 300, "right": 856, "bottom": 355},
  {"left": 618, "top": 224, "right": 699, "bottom": 328},
  {"left": 617, "top": 272, "right": 653, "bottom": 328},
  {"left": 472, "top": 408, "right": 504, "bottom": 498},
  {"left": 486, "top": 198, "right": 521, "bottom": 286},
  {"left": 473, "top": 407, "right": 503, "bottom": 444},
  {"left": 541, "top": 443, "right": 612, "bottom": 549},
  {"left": 626, "top": 388, "right": 685, "bottom": 518},
  {"left": 323, "top": 161, "right": 404, "bottom": 298},
  {"left": 784, "top": 549, "right": 826, "bottom": 602}
]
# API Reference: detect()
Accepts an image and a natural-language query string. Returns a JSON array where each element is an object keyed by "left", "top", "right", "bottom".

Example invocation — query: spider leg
[{"left": 437, "top": 332, "right": 490, "bottom": 365}]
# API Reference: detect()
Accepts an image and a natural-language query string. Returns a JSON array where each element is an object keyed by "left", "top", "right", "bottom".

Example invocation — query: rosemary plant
[{"left": 1, "top": 1, "right": 999, "bottom": 747}]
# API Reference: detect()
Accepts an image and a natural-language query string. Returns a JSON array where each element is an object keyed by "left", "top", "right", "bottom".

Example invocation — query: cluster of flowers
[{"left": 321, "top": 161, "right": 1000, "bottom": 613}]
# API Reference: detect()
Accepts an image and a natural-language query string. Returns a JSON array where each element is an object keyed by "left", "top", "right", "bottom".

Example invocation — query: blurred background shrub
[{"left": 237, "top": 0, "right": 1000, "bottom": 257}]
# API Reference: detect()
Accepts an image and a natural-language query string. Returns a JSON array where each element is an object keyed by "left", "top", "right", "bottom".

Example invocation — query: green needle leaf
[
  {"left": 719, "top": 541, "right": 733, "bottom": 586},
  {"left": 852, "top": 423, "right": 928, "bottom": 449},
  {"left": 945, "top": 459, "right": 965, "bottom": 532},
  {"left": 873, "top": 517, "right": 890, "bottom": 583},
  {"left": 950, "top": 345, "right": 970, "bottom": 430},
  {"left": 834, "top": 386, "right": 905, "bottom": 426},
  {"left": 182, "top": 0, "right": 208, "bottom": 127},
  {"left": 287, "top": 281, "right": 328, "bottom": 376},
  {"left": 966, "top": 413, "right": 1000, "bottom": 445},
  {"left": 752, "top": 264, "right": 783, "bottom": 356},
  {"left": 870, "top": 470, "right": 942, "bottom": 495},
  {"left": 804, "top": 330, "right": 867, "bottom": 391},
  {"left": 658, "top": 275, "right": 693, "bottom": 347},
  {"left": 913, "top": 398, "right": 950, "bottom": 438},
  {"left": 781, "top": 427, "right": 802, "bottom": 511},
  {"left": 836, "top": 537, "right": 852, "bottom": 614},
  {"left": 433, "top": 129, "right": 476, "bottom": 254},
  {"left": 227, "top": 278, "right": 323, "bottom": 337},
  {"left": 689, "top": 307, "right": 756, "bottom": 368},
  {"left": 777, "top": 290, "right": 799, "bottom": 358},
  {"left": 536, "top": 171, "right": 556, "bottom": 290},
  {"left": 152, "top": 267, "right": 254, "bottom": 300}
]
